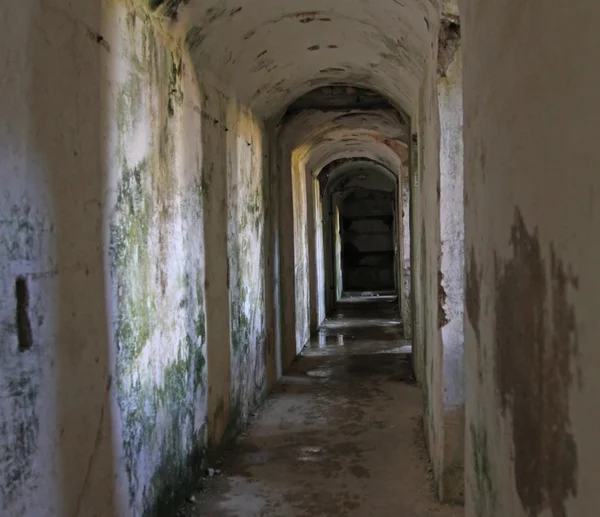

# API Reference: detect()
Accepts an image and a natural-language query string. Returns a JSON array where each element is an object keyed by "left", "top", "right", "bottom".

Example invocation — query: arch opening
[{"left": 273, "top": 84, "right": 413, "bottom": 368}]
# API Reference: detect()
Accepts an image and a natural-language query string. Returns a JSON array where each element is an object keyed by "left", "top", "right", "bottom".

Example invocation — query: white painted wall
[{"left": 105, "top": 8, "right": 209, "bottom": 513}]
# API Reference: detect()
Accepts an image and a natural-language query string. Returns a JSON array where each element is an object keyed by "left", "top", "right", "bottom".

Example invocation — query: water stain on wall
[{"left": 494, "top": 208, "right": 579, "bottom": 517}]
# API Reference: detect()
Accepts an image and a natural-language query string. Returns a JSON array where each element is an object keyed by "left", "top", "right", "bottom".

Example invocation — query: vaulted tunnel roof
[
  {"left": 175, "top": 0, "right": 440, "bottom": 118},
  {"left": 302, "top": 138, "right": 404, "bottom": 177},
  {"left": 279, "top": 109, "right": 409, "bottom": 146},
  {"left": 280, "top": 108, "right": 408, "bottom": 177},
  {"left": 324, "top": 159, "right": 398, "bottom": 192}
]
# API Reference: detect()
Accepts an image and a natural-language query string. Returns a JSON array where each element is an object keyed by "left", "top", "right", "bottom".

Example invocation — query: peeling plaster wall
[
  {"left": 460, "top": 1, "right": 600, "bottom": 515},
  {"left": 274, "top": 141, "right": 310, "bottom": 366},
  {"left": 0, "top": 2, "right": 269, "bottom": 515},
  {"left": 415, "top": 33, "right": 464, "bottom": 504},
  {"left": 413, "top": 43, "right": 446, "bottom": 500},
  {"left": 438, "top": 47, "right": 464, "bottom": 503}
]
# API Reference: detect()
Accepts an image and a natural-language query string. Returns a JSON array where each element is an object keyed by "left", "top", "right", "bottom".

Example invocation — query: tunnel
[{"left": 0, "top": 1, "right": 597, "bottom": 517}]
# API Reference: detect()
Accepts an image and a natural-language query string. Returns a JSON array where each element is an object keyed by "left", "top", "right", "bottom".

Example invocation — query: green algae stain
[
  {"left": 109, "top": 9, "right": 209, "bottom": 516},
  {"left": 111, "top": 160, "right": 208, "bottom": 514},
  {"left": 227, "top": 136, "right": 268, "bottom": 427},
  {"left": 144, "top": 430, "right": 207, "bottom": 517},
  {"left": 110, "top": 154, "right": 157, "bottom": 507},
  {"left": 470, "top": 423, "right": 496, "bottom": 515}
]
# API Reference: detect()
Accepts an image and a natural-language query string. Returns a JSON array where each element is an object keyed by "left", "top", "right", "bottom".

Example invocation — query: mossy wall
[
  {"left": 438, "top": 47, "right": 465, "bottom": 503},
  {"left": 227, "top": 115, "right": 267, "bottom": 426},
  {"left": 107, "top": 3, "right": 270, "bottom": 513},
  {"left": 106, "top": 4, "right": 209, "bottom": 514},
  {"left": 414, "top": 36, "right": 465, "bottom": 504},
  {"left": 1, "top": 1, "right": 269, "bottom": 515}
]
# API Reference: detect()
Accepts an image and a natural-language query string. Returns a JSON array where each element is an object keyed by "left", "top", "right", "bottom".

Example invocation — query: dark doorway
[{"left": 340, "top": 188, "right": 396, "bottom": 292}]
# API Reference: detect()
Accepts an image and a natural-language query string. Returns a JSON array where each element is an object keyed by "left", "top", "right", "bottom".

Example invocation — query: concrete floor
[{"left": 185, "top": 299, "right": 461, "bottom": 517}]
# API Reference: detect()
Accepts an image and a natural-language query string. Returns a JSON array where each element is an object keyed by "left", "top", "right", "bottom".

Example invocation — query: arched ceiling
[
  {"left": 301, "top": 138, "right": 404, "bottom": 176},
  {"left": 279, "top": 109, "right": 409, "bottom": 147},
  {"left": 175, "top": 0, "right": 440, "bottom": 118},
  {"left": 324, "top": 159, "right": 397, "bottom": 192},
  {"left": 280, "top": 109, "right": 408, "bottom": 178},
  {"left": 328, "top": 166, "right": 396, "bottom": 198}
]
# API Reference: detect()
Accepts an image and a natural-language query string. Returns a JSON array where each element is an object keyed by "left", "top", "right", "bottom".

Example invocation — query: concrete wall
[
  {"left": 412, "top": 30, "right": 466, "bottom": 505},
  {"left": 0, "top": 2, "right": 113, "bottom": 515},
  {"left": 0, "top": 2, "right": 270, "bottom": 515},
  {"left": 412, "top": 24, "right": 465, "bottom": 504},
  {"left": 460, "top": 1, "right": 600, "bottom": 515},
  {"left": 400, "top": 164, "right": 413, "bottom": 337},
  {"left": 226, "top": 107, "right": 267, "bottom": 432},
  {"left": 291, "top": 153, "right": 310, "bottom": 350},
  {"left": 415, "top": 55, "right": 445, "bottom": 499},
  {"left": 438, "top": 47, "right": 464, "bottom": 502},
  {"left": 264, "top": 126, "right": 282, "bottom": 384},
  {"left": 322, "top": 184, "right": 338, "bottom": 311}
]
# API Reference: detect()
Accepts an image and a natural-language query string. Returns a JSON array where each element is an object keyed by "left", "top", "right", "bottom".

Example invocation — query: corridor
[
  {"left": 187, "top": 298, "right": 458, "bottom": 517},
  {"left": 2, "top": 0, "right": 598, "bottom": 516}
]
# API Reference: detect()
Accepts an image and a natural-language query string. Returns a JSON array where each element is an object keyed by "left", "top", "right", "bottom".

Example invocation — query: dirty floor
[{"left": 185, "top": 297, "right": 461, "bottom": 517}]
